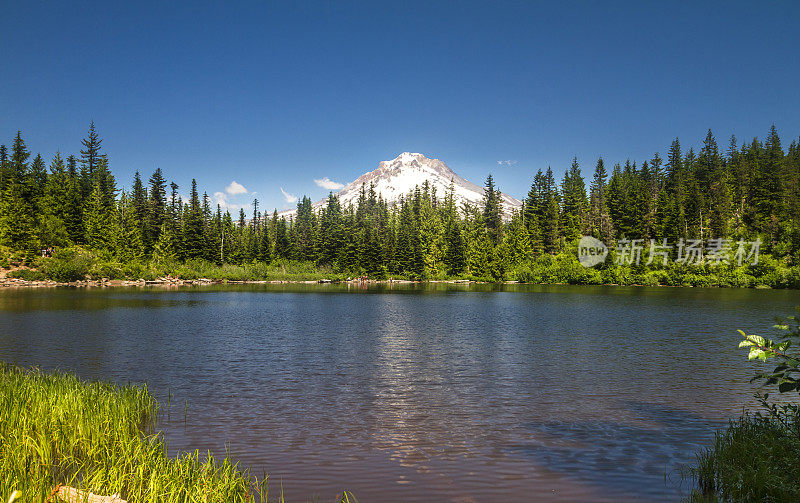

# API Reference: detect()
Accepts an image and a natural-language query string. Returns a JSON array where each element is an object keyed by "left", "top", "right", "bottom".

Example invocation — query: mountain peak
[{"left": 281, "top": 153, "right": 521, "bottom": 219}]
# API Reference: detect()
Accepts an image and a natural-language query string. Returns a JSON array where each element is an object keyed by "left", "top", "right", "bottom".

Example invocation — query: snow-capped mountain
[{"left": 282, "top": 152, "right": 522, "bottom": 219}]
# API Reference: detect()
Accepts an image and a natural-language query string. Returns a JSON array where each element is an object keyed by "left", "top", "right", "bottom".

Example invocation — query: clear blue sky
[{"left": 2, "top": 1, "right": 798, "bottom": 213}]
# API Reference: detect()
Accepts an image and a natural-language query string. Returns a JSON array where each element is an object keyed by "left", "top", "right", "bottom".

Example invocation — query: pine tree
[
  {"left": 0, "top": 144, "right": 8, "bottom": 192},
  {"left": 132, "top": 171, "right": 148, "bottom": 235},
  {"left": 560, "top": 157, "right": 588, "bottom": 242},
  {"left": 0, "top": 133, "right": 34, "bottom": 251},
  {"left": 79, "top": 122, "right": 106, "bottom": 200},
  {"left": 442, "top": 181, "right": 466, "bottom": 275},
  {"left": 482, "top": 174, "right": 503, "bottom": 245},
  {"left": 504, "top": 210, "right": 532, "bottom": 265},
  {"left": 541, "top": 167, "right": 561, "bottom": 252},
  {"left": 293, "top": 196, "right": 317, "bottom": 261},
  {"left": 63, "top": 155, "right": 84, "bottom": 243},
  {"left": 698, "top": 129, "right": 731, "bottom": 237},
  {"left": 183, "top": 179, "right": 205, "bottom": 259},
  {"left": 29, "top": 154, "right": 47, "bottom": 212},
  {"left": 319, "top": 193, "right": 343, "bottom": 266},
  {"left": 84, "top": 178, "right": 114, "bottom": 250},
  {"left": 662, "top": 138, "right": 686, "bottom": 241},
  {"left": 258, "top": 213, "right": 273, "bottom": 263},
  {"left": 589, "top": 157, "right": 614, "bottom": 243},
  {"left": 39, "top": 153, "right": 71, "bottom": 247},
  {"left": 274, "top": 216, "right": 290, "bottom": 260},
  {"left": 144, "top": 168, "right": 168, "bottom": 252},
  {"left": 8, "top": 132, "right": 30, "bottom": 187},
  {"left": 0, "top": 183, "right": 35, "bottom": 251},
  {"left": 114, "top": 191, "right": 144, "bottom": 261}
]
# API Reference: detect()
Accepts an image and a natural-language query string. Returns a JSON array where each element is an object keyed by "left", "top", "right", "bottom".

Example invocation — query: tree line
[{"left": 1, "top": 123, "right": 798, "bottom": 279}]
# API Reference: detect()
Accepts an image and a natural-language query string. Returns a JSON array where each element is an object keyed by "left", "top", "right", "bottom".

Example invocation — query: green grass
[
  {"left": 687, "top": 407, "right": 800, "bottom": 502},
  {"left": 5, "top": 269, "right": 46, "bottom": 281},
  {"left": 4, "top": 244, "right": 800, "bottom": 288},
  {"left": 0, "top": 362, "right": 271, "bottom": 502}
]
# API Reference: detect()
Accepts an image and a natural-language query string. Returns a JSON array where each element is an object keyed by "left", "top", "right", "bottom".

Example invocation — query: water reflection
[
  {"left": 1, "top": 284, "right": 799, "bottom": 502},
  {"left": 512, "top": 401, "right": 727, "bottom": 500}
]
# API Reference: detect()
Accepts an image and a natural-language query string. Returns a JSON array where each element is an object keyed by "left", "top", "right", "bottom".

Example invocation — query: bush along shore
[
  {"left": 687, "top": 310, "right": 800, "bottom": 501},
  {"left": 2, "top": 245, "right": 799, "bottom": 289},
  {"left": 0, "top": 362, "right": 274, "bottom": 502}
]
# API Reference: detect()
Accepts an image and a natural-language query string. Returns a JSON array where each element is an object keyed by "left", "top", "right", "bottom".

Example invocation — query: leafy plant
[
  {"left": 738, "top": 308, "right": 800, "bottom": 393},
  {"left": 688, "top": 309, "right": 800, "bottom": 501}
]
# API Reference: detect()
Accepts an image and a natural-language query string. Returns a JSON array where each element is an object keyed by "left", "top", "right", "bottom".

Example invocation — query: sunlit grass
[
  {"left": 687, "top": 409, "right": 800, "bottom": 502},
  {"left": 0, "top": 362, "right": 269, "bottom": 502}
]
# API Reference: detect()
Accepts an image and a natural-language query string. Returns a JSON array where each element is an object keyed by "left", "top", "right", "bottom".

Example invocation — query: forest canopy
[{"left": 1, "top": 123, "right": 799, "bottom": 285}]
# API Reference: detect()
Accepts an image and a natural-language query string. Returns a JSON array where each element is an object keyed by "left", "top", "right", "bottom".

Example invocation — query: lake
[{"left": 2, "top": 284, "right": 799, "bottom": 502}]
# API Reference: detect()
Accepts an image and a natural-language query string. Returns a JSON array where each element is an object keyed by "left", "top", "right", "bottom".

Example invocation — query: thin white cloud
[
  {"left": 212, "top": 190, "right": 250, "bottom": 212},
  {"left": 497, "top": 160, "right": 518, "bottom": 166},
  {"left": 314, "top": 177, "right": 344, "bottom": 190},
  {"left": 280, "top": 187, "right": 298, "bottom": 204},
  {"left": 213, "top": 191, "right": 228, "bottom": 205},
  {"left": 225, "top": 181, "right": 248, "bottom": 195}
]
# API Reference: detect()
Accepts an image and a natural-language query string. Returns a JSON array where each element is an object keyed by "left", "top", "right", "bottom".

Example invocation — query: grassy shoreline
[
  {"left": 0, "top": 363, "right": 271, "bottom": 502},
  {"left": 687, "top": 409, "right": 800, "bottom": 502},
  {"left": 2, "top": 245, "right": 799, "bottom": 289}
]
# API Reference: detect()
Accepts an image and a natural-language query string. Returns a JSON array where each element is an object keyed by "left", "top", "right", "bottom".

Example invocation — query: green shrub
[
  {"left": 682, "top": 273, "right": 712, "bottom": 287},
  {"left": 89, "top": 261, "right": 125, "bottom": 280},
  {"left": 635, "top": 270, "right": 664, "bottom": 287},
  {"left": 747, "top": 255, "right": 789, "bottom": 288},
  {"left": 787, "top": 266, "right": 800, "bottom": 290},
  {"left": 121, "top": 261, "right": 149, "bottom": 280},
  {"left": 513, "top": 265, "right": 536, "bottom": 283},
  {"left": 6, "top": 269, "right": 46, "bottom": 281},
  {"left": 40, "top": 248, "right": 94, "bottom": 282},
  {"left": 601, "top": 265, "right": 633, "bottom": 285}
]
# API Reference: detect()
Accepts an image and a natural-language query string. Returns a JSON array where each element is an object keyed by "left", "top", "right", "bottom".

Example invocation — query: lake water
[{"left": 2, "top": 284, "right": 799, "bottom": 502}]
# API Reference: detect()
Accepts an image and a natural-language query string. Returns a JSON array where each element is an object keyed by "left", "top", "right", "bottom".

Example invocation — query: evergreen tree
[
  {"left": 39, "top": 153, "right": 71, "bottom": 247},
  {"left": 84, "top": 179, "right": 113, "bottom": 250},
  {"left": 698, "top": 129, "right": 731, "bottom": 237},
  {"left": 63, "top": 155, "right": 84, "bottom": 243},
  {"left": 541, "top": 167, "right": 561, "bottom": 252},
  {"left": 482, "top": 174, "right": 503, "bottom": 245},
  {"left": 662, "top": 138, "right": 686, "bottom": 241},
  {"left": 114, "top": 191, "right": 144, "bottom": 261},
  {"left": 589, "top": 157, "right": 614, "bottom": 243},
  {"left": 79, "top": 122, "right": 106, "bottom": 200},
  {"left": 274, "top": 216, "right": 290, "bottom": 259},
  {"left": 0, "top": 144, "right": 8, "bottom": 192},
  {"left": 0, "top": 133, "right": 34, "bottom": 251},
  {"left": 132, "top": 171, "right": 148, "bottom": 234},
  {"left": 319, "top": 193, "right": 343, "bottom": 266},
  {"left": 144, "top": 168, "right": 168, "bottom": 251},
  {"left": 560, "top": 157, "right": 588, "bottom": 241},
  {"left": 183, "top": 179, "right": 205, "bottom": 259}
]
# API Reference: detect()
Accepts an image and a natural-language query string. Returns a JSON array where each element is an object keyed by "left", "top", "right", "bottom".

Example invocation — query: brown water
[{"left": 1, "top": 284, "right": 799, "bottom": 502}]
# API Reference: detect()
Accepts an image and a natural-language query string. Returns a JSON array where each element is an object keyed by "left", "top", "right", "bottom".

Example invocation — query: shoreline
[
  {"left": 0, "top": 275, "right": 780, "bottom": 289},
  {"left": 0, "top": 276, "right": 484, "bottom": 288}
]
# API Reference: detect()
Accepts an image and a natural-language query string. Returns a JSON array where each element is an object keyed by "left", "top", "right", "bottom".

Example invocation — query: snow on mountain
[{"left": 280, "top": 152, "right": 522, "bottom": 219}]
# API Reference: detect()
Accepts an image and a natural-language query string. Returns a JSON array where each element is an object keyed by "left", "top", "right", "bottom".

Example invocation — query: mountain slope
[{"left": 283, "top": 152, "right": 522, "bottom": 218}]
